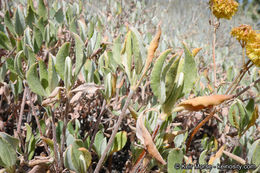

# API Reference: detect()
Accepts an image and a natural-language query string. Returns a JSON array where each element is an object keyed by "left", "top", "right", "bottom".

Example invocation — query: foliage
[{"left": 0, "top": 0, "right": 259, "bottom": 172}]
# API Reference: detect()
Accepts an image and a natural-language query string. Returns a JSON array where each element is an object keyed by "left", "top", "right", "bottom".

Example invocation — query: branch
[{"left": 94, "top": 89, "right": 135, "bottom": 173}]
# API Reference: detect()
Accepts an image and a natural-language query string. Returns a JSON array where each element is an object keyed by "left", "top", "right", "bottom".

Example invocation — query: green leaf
[
  {"left": 110, "top": 131, "right": 127, "bottom": 155},
  {"left": 183, "top": 43, "right": 197, "bottom": 94},
  {"left": 0, "top": 31, "right": 11, "bottom": 50},
  {"left": 55, "top": 42, "right": 70, "bottom": 80},
  {"left": 4, "top": 11, "right": 15, "bottom": 35},
  {"left": 26, "top": 3, "right": 36, "bottom": 29},
  {"left": 73, "top": 33, "right": 86, "bottom": 80},
  {"left": 126, "top": 31, "right": 132, "bottom": 81},
  {"left": 38, "top": 59, "right": 49, "bottom": 90},
  {"left": 55, "top": 8, "right": 64, "bottom": 23},
  {"left": 25, "top": 45, "right": 36, "bottom": 67},
  {"left": 162, "top": 55, "right": 183, "bottom": 115},
  {"left": 131, "top": 31, "right": 142, "bottom": 75},
  {"left": 48, "top": 54, "right": 59, "bottom": 93},
  {"left": 64, "top": 57, "right": 72, "bottom": 90},
  {"left": 150, "top": 49, "right": 171, "bottom": 101},
  {"left": 168, "top": 148, "right": 183, "bottom": 173},
  {"left": 0, "top": 132, "right": 19, "bottom": 150},
  {"left": 199, "top": 149, "right": 207, "bottom": 165},
  {"left": 33, "top": 26, "right": 43, "bottom": 53},
  {"left": 0, "top": 137, "right": 16, "bottom": 171},
  {"left": 14, "top": 51, "right": 24, "bottom": 78},
  {"left": 25, "top": 124, "right": 35, "bottom": 160},
  {"left": 64, "top": 146, "right": 76, "bottom": 172},
  {"left": 38, "top": 0, "right": 47, "bottom": 20},
  {"left": 112, "top": 36, "right": 121, "bottom": 64},
  {"left": 87, "top": 21, "right": 94, "bottom": 39},
  {"left": 94, "top": 131, "right": 107, "bottom": 158},
  {"left": 26, "top": 63, "right": 47, "bottom": 97},
  {"left": 15, "top": 6, "right": 26, "bottom": 36},
  {"left": 252, "top": 140, "right": 260, "bottom": 167},
  {"left": 228, "top": 99, "right": 248, "bottom": 135}
]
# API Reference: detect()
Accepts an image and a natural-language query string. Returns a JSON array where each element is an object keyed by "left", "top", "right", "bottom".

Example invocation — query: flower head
[
  {"left": 246, "top": 33, "right": 260, "bottom": 67},
  {"left": 210, "top": 0, "right": 238, "bottom": 20},
  {"left": 231, "top": 24, "right": 257, "bottom": 47}
]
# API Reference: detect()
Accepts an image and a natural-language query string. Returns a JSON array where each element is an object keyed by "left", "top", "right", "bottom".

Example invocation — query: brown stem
[
  {"left": 212, "top": 25, "right": 217, "bottom": 93},
  {"left": 234, "top": 77, "right": 260, "bottom": 98},
  {"left": 186, "top": 109, "right": 215, "bottom": 153},
  {"left": 225, "top": 61, "right": 251, "bottom": 95},
  {"left": 228, "top": 63, "right": 254, "bottom": 94},
  {"left": 17, "top": 86, "right": 27, "bottom": 152},
  {"left": 17, "top": 86, "right": 27, "bottom": 134},
  {"left": 50, "top": 109, "right": 61, "bottom": 172},
  {"left": 94, "top": 89, "right": 135, "bottom": 173}
]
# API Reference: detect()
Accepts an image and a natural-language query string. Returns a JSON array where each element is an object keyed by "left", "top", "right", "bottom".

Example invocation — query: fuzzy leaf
[
  {"left": 0, "top": 31, "right": 11, "bottom": 50},
  {"left": 55, "top": 42, "right": 70, "bottom": 80},
  {"left": 38, "top": 59, "right": 49, "bottom": 90},
  {"left": 73, "top": 33, "right": 86, "bottom": 80},
  {"left": 48, "top": 54, "right": 59, "bottom": 93},
  {"left": 0, "top": 137, "right": 16, "bottom": 170},
  {"left": 26, "top": 63, "right": 47, "bottom": 97},
  {"left": 183, "top": 42, "right": 197, "bottom": 94},
  {"left": 168, "top": 148, "right": 183, "bottom": 173},
  {"left": 38, "top": 0, "right": 47, "bottom": 20},
  {"left": 110, "top": 131, "right": 127, "bottom": 155},
  {"left": 150, "top": 49, "right": 171, "bottom": 100},
  {"left": 15, "top": 6, "right": 26, "bottom": 36}
]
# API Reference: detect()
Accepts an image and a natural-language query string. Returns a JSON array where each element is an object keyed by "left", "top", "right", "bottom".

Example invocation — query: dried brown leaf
[
  {"left": 143, "top": 24, "right": 162, "bottom": 72},
  {"left": 178, "top": 95, "right": 233, "bottom": 111},
  {"left": 71, "top": 83, "right": 103, "bottom": 94},
  {"left": 223, "top": 150, "right": 246, "bottom": 165},
  {"left": 192, "top": 48, "right": 202, "bottom": 57},
  {"left": 136, "top": 111, "right": 166, "bottom": 165},
  {"left": 208, "top": 145, "right": 225, "bottom": 165},
  {"left": 70, "top": 91, "right": 83, "bottom": 104}
]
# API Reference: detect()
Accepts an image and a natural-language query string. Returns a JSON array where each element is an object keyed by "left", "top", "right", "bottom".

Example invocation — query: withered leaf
[
  {"left": 177, "top": 95, "right": 233, "bottom": 111},
  {"left": 192, "top": 48, "right": 202, "bottom": 57},
  {"left": 136, "top": 111, "right": 166, "bottom": 165},
  {"left": 208, "top": 145, "right": 225, "bottom": 165},
  {"left": 71, "top": 83, "right": 103, "bottom": 94},
  {"left": 143, "top": 24, "right": 161, "bottom": 73},
  {"left": 223, "top": 150, "right": 246, "bottom": 165}
]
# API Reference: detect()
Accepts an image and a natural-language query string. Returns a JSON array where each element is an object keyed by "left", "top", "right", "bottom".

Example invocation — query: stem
[
  {"left": 186, "top": 109, "right": 215, "bottom": 153},
  {"left": 242, "top": 47, "right": 245, "bottom": 67},
  {"left": 94, "top": 89, "right": 134, "bottom": 173},
  {"left": 50, "top": 109, "right": 61, "bottom": 172},
  {"left": 17, "top": 86, "right": 27, "bottom": 153},
  {"left": 234, "top": 77, "right": 260, "bottom": 98},
  {"left": 60, "top": 97, "right": 69, "bottom": 169},
  {"left": 228, "top": 63, "right": 253, "bottom": 94},
  {"left": 212, "top": 21, "right": 217, "bottom": 93},
  {"left": 225, "top": 61, "right": 251, "bottom": 95},
  {"left": 17, "top": 86, "right": 27, "bottom": 134}
]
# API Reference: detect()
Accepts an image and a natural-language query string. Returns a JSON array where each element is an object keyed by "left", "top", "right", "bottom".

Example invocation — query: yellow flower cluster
[
  {"left": 210, "top": 0, "right": 238, "bottom": 20},
  {"left": 230, "top": 25, "right": 257, "bottom": 46},
  {"left": 246, "top": 33, "right": 260, "bottom": 67}
]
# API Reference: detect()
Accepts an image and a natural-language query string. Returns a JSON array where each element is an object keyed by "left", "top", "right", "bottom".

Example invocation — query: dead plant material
[
  {"left": 177, "top": 95, "right": 233, "bottom": 111},
  {"left": 136, "top": 111, "right": 166, "bottom": 165}
]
